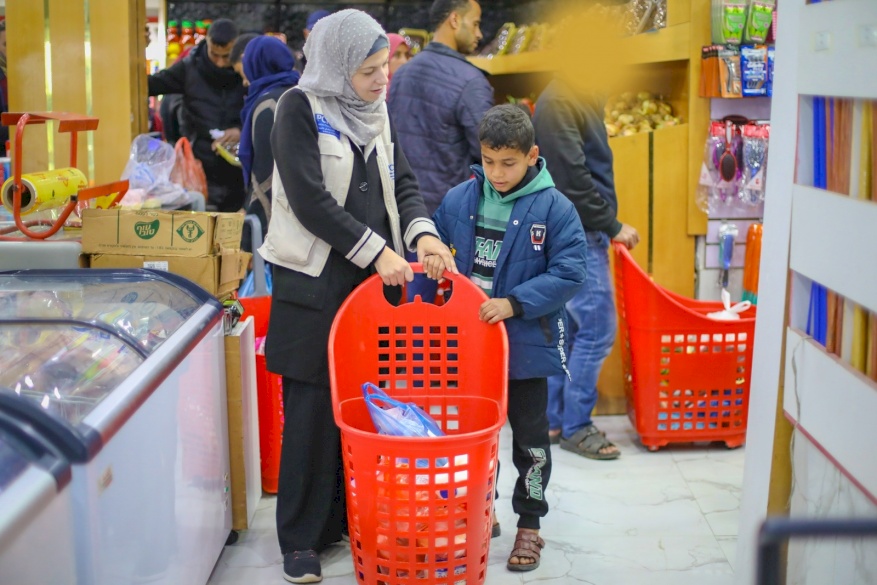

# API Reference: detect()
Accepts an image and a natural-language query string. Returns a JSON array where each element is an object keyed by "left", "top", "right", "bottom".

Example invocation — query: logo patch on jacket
[
  {"left": 314, "top": 114, "right": 340, "bottom": 138},
  {"left": 530, "top": 223, "right": 546, "bottom": 251}
]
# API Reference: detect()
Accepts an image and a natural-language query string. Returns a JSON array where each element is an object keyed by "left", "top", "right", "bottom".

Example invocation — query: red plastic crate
[
  {"left": 240, "top": 296, "right": 283, "bottom": 493},
  {"left": 612, "top": 243, "right": 756, "bottom": 450}
]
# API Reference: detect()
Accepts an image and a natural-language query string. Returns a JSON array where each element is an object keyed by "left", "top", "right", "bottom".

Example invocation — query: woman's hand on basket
[
  {"left": 417, "top": 235, "right": 458, "bottom": 281},
  {"left": 374, "top": 247, "right": 414, "bottom": 286}
]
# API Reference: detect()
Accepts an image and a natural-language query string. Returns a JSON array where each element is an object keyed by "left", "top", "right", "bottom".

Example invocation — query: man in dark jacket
[
  {"left": 388, "top": 0, "right": 494, "bottom": 215},
  {"left": 148, "top": 19, "right": 246, "bottom": 212},
  {"left": 532, "top": 79, "right": 639, "bottom": 460}
]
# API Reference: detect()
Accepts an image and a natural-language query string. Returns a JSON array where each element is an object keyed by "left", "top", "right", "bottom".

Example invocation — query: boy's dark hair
[
  {"left": 478, "top": 104, "right": 536, "bottom": 153},
  {"left": 231, "top": 33, "right": 259, "bottom": 65},
  {"left": 429, "top": 0, "right": 474, "bottom": 31},
  {"left": 207, "top": 19, "right": 239, "bottom": 47}
]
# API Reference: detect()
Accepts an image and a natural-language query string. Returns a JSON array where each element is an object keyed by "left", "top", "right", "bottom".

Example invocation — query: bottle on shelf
[
  {"left": 166, "top": 20, "right": 181, "bottom": 64},
  {"left": 180, "top": 20, "right": 195, "bottom": 50}
]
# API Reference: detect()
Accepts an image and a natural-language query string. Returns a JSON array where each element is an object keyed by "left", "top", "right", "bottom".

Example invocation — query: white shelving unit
[{"left": 737, "top": 1, "right": 877, "bottom": 583}]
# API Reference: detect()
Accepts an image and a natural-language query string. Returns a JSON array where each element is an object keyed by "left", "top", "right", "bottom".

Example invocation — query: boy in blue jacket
[{"left": 423, "top": 104, "right": 587, "bottom": 573}]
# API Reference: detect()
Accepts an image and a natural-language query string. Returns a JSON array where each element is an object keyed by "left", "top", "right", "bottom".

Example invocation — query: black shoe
[{"left": 283, "top": 550, "right": 322, "bottom": 583}]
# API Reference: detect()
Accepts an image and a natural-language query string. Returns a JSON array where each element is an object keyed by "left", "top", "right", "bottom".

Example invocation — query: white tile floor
[{"left": 208, "top": 415, "right": 744, "bottom": 585}]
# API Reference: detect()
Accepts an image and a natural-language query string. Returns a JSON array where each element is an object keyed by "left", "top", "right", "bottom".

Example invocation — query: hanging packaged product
[
  {"left": 740, "top": 123, "right": 771, "bottom": 206},
  {"left": 717, "top": 222, "right": 739, "bottom": 290},
  {"left": 740, "top": 45, "right": 769, "bottom": 97},
  {"left": 718, "top": 46, "right": 742, "bottom": 98},
  {"left": 766, "top": 46, "right": 775, "bottom": 97},
  {"left": 697, "top": 121, "right": 747, "bottom": 214},
  {"left": 712, "top": 0, "right": 748, "bottom": 45},
  {"left": 743, "top": 0, "right": 777, "bottom": 43}
]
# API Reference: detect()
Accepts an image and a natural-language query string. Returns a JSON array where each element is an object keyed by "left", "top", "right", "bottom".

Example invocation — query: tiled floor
[{"left": 207, "top": 415, "right": 744, "bottom": 585}]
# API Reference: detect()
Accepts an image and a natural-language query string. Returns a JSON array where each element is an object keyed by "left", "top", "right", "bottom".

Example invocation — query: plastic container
[
  {"left": 330, "top": 265, "right": 508, "bottom": 585},
  {"left": 240, "top": 295, "right": 281, "bottom": 493},
  {"left": 612, "top": 243, "right": 756, "bottom": 451}
]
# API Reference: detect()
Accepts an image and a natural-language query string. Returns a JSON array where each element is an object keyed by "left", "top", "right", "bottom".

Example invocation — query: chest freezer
[
  {"left": 0, "top": 410, "right": 75, "bottom": 585},
  {"left": 0, "top": 269, "right": 231, "bottom": 585}
]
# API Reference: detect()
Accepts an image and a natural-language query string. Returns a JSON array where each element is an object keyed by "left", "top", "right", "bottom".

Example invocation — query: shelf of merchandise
[{"left": 737, "top": 1, "right": 877, "bottom": 583}]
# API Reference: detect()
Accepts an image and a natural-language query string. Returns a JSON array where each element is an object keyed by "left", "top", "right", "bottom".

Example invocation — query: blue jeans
[{"left": 547, "top": 231, "right": 617, "bottom": 438}]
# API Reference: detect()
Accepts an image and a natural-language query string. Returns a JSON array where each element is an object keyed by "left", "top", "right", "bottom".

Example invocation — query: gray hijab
[{"left": 298, "top": 10, "right": 389, "bottom": 146}]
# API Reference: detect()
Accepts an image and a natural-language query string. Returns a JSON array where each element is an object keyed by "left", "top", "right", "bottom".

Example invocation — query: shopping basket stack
[
  {"left": 329, "top": 265, "right": 508, "bottom": 585},
  {"left": 612, "top": 243, "right": 757, "bottom": 451}
]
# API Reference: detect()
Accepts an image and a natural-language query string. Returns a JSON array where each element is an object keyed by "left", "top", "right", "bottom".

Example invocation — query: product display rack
[
  {"left": 738, "top": 1, "right": 877, "bottom": 583},
  {"left": 469, "top": 1, "right": 711, "bottom": 413}
]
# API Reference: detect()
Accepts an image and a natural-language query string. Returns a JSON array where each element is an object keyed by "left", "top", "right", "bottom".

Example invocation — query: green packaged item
[
  {"left": 744, "top": 0, "right": 776, "bottom": 44},
  {"left": 713, "top": 0, "right": 747, "bottom": 45}
]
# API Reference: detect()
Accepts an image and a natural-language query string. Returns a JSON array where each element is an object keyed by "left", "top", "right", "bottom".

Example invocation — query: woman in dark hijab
[{"left": 238, "top": 35, "right": 300, "bottom": 250}]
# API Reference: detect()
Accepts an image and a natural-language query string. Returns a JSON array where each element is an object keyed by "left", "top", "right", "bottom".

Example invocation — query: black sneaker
[{"left": 283, "top": 550, "right": 322, "bottom": 583}]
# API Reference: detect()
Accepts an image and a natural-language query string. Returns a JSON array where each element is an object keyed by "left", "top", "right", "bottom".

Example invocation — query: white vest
[{"left": 259, "top": 89, "right": 404, "bottom": 277}]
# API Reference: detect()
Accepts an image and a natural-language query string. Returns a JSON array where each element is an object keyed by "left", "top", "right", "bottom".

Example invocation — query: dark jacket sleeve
[
  {"left": 456, "top": 75, "right": 495, "bottom": 165},
  {"left": 147, "top": 59, "right": 188, "bottom": 97},
  {"left": 251, "top": 100, "right": 276, "bottom": 193},
  {"left": 506, "top": 199, "right": 587, "bottom": 319},
  {"left": 270, "top": 91, "right": 376, "bottom": 258},
  {"left": 391, "top": 123, "right": 436, "bottom": 249},
  {"left": 534, "top": 95, "right": 622, "bottom": 237}
]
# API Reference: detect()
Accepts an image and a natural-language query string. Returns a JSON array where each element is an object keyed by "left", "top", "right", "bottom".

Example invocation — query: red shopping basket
[
  {"left": 330, "top": 265, "right": 508, "bottom": 585},
  {"left": 612, "top": 243, "right": 756, "bottom": 451},
  {"left": 240, "top": 295, "right": 283, "bottom": 493}
]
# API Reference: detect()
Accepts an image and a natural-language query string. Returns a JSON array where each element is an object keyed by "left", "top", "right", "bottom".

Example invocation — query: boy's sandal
[
  {"left": 506, "top": 529, "right": 545, "bottom": 572},
  {"left": 491, "top": 522, "right": 501, "bottom": 538},
  {"left": 560, "top": 425, "right": 620, "bottom": 460}
]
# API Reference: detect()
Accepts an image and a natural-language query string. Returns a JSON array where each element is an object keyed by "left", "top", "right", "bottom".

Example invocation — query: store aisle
[{"left": 207, "top": 415, "right": 743, "bottom": 585}]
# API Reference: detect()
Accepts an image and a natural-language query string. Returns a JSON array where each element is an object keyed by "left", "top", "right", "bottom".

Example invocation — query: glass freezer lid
[
  {"left": 0, "top": 269, "right": 205, "bottom": 355},
  {"left": 0, "top": 322, "right": 144, "bottom": 427}
]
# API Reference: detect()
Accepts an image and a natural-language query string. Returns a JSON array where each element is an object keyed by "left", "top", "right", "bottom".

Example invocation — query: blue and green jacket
[{"left": 433, "top": 160, "right": 587, "bottom": 380}]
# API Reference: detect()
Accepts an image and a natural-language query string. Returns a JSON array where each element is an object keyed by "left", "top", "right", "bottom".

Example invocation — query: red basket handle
[{"left": 341, "top": 262, "right": 491, "bottom": 311}]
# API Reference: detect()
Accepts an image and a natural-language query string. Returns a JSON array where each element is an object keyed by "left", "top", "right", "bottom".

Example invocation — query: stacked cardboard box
[{"left": 82, "top": 208, "right": 250, "bottom": 298}]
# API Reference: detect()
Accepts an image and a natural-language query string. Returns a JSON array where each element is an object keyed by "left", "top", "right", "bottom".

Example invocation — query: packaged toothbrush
[
  {"left": 744, "top": 0, "right": 777, "bottom": 44},
  {"left": 715, "top": 0, "right": 748, "bottom": 45}
]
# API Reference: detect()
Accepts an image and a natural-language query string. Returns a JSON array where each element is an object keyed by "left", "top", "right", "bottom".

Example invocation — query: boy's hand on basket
[
  {"left": 374, "top": 248, "right": 414, "bottom": 286},
  {"left": 417, "top": 236, "right": 458, "bottom": 280},
  {"left": 479, "top": 298, "right": 514, "bottom": 324}
]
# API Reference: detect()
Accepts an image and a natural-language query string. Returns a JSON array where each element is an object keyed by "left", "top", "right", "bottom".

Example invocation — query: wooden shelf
[
  {"left": 468, "top": 21, "right": 691, "bottom": 76},
  {"left": 467, "top": 52, "right": 554, "bottom": 76},
  {"left": 619, "top": 22, "right": 691, "bottom": 65}
]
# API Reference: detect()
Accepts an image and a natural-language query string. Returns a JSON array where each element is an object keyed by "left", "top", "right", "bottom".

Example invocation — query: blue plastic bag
[
  {"left": 362, "top": 383, "right": 445, "bottom": 438},
  {"left": 238, "top": 263, "right": 273, "bottom": 298}
]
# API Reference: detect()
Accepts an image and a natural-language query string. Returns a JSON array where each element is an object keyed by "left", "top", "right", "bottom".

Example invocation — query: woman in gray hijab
[{"left": 258, "top": 9, "right": 455, "bottom": 583}]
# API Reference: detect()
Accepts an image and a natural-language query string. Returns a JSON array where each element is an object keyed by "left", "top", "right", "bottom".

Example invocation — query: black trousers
[
  {"left": 276, "top": 378, "right": 346, "bottom": 553},
  {"left": 505, "top": 377, "right": 552, "bottom": 530},
  {"left": 202, "top": 158, "right": 245, "bottom": 212}
]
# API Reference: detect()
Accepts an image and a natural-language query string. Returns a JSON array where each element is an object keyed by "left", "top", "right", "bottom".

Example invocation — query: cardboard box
[
  {"left": 224, "top": 317, "right": 261, "bottom": 531},
  {"left": 89, "top": 249, "right": 250, "bottom": 298},
  {"left": 82, "top": 208, "right": 245, "bottom": 257}
]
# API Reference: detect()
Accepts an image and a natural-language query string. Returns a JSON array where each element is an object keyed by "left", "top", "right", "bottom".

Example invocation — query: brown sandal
[{"left": 506, "top": 529, "right": 545, "bottom": 572}]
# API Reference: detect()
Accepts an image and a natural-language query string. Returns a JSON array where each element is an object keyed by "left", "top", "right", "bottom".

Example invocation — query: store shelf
[
  {"left": 797, "top": 0, "right": 877, "bottom": 99},
  {"left": 620, "top": 22, "right": 691, "bottom": 65},
  {"left": 467, "top": 52, "right": 554, "bottom": 76},
  {"left": 783, "top": 327, "right": 877, "bottom": 502},
  {"left": 789, "top": 186, "right": 877, "bottom": 314}
]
